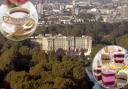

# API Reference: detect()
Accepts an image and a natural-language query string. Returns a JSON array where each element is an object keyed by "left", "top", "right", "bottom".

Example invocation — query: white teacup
[
  {"left": 3, "top": 7, "right": 31, "bottom": 25},
  {"left": 9, "top": 7, "right": 30, "bottom": 19}
]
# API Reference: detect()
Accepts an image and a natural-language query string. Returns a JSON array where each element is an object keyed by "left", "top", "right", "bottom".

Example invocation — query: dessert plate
[{"left": 92, "top": 45, "right": 128, "bottom": 89}]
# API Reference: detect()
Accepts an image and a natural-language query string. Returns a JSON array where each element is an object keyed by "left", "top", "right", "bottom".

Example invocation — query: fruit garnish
[
  {"left": 121, "top": 65, "right": 128, "bottom": 69},
  {"left": 118, "top": 49, "right": 122, "bottom": 52},
  {"left": 17, "top": 0, "right": 28, "bottom": 4},
  {"left": 7, "top": 3, "right": 18, "bottom": 8},
  {"left": 5, "top": 0, "right": 28, "bottom": 8},
  {"left": 5, "top": 0, "right": 17, "bottom": 4},
  {"left": 110, "top": 65, "right": 117, "bottom": 69}
]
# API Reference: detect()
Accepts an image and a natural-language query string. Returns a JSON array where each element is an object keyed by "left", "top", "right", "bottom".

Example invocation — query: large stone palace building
[{"left": 31, "top": 34, "right": 92, "bottom": 55}]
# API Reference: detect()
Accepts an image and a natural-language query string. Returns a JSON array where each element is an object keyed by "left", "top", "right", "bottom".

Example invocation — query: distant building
[
  {"left": 120, "top": 5, "right": 128, "bottom": 19},
  {"left": 31, "top": 34, "right": 92, "bottom": 55},
  {"left": 35, "top": 1, "right": 43, "bottom": 16}
]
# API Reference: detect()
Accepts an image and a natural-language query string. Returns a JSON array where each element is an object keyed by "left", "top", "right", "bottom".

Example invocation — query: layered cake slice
[
  {"left": 113, "top": 50, "right": 125, "bottom": 65},
  {"left": 94, "top": 60, "right": 102, "bottom": 81},
  {"left": 117, "top": 71, "right": 127, "bottom": 88},
  {"left": 102, "top": 69, "right": 116, "bottom": 87},
  {"left": 101, "top": 53, "right": 110, "bottom": 65},
  {"left": 94, "top": 66, "right": 102, "bottom": 81}
]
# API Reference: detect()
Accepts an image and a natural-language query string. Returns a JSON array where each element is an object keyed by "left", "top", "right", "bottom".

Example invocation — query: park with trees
[{"left": 0, "top": 20, "right": 128, "bottom": 89}]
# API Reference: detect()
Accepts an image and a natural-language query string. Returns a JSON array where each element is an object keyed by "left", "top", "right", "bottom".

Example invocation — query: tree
[
  {"left": 0, "top": 47, "right": 16, "bottom": 72},
  {"left": 54, "top": 77, "right": 75, "bottom": 89},
  {"left": 117, "top": 34, "right": 128, "bottom": 48},
  {"left": 56, "top": 48, "right": 65, "bottom": 61},
  {"left": 32, "top": 50, "right": 48, "bottom": 65},
  {"left": 5, "top": 71, "right": 29, "bottom": 89},
  {"left": 73, "top": 66, "right": 86, "bottom": 80},
  {"left": 48, "top": 50, "right": 56, "bottom": 62},
  {"left": 19, "top": 46, "right": 30, "bottom": 56},
  {"left": 5, "top": 71, "right": 40, "bottom": 89}
]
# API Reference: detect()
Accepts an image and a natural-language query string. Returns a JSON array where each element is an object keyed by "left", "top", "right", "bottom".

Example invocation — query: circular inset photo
[
  {"left": 0, "top": 0, "right": 38, "bottom": 41},
  {"left": 92, "top": 45, "right": 128, "bottom": 89}
]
